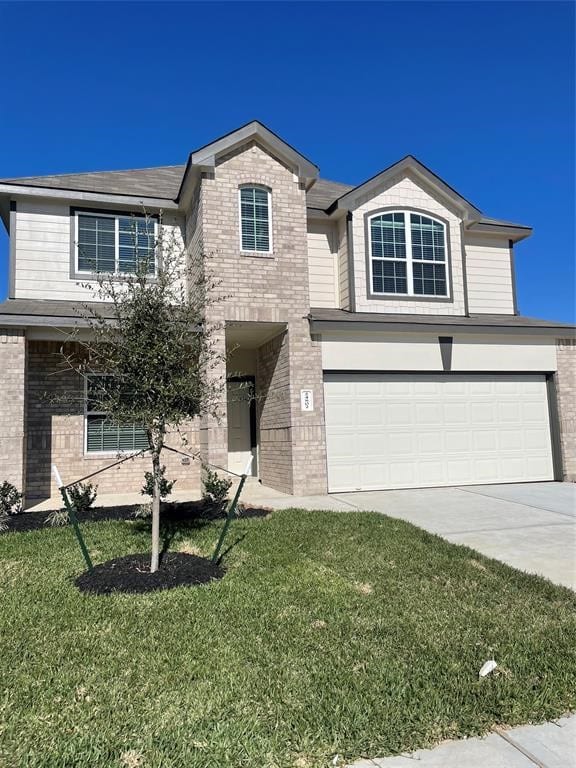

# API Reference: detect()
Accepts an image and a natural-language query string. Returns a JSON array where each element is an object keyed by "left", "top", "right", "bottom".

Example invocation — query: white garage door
[{"left": 324, "top": 373, "right": 554, "bottom": 492}]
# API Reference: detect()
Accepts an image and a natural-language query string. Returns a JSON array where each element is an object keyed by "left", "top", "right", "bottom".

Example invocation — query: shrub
[
  {"left": 0, "top": 482, "right": 23, "bottom": 517},
  {"left": 45, "top": 481, "right": 98, "bottom": 527},
  {"left": 133, "top": 502, "right": 152, "bottom": 519},
  {"left": 141, "top": 466, "right": 175, "bottom": 501},
  {"left": 68, "top": 482, "right": 98, "bottom": 513},
  {"left": 202, "top": 468, "right": 232, "bottom": 508}
]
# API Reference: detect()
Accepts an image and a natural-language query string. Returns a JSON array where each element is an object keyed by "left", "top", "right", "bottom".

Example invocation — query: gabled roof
[
  {"left": 306, "top": 178, "right": 353, "bottom": 210},
  {"left": 0, "top": 165, "right": 185, "bottom": 200},
  {"left": 327, "top": 155, "right": 483, "bottom": 221},
  {"left": 178, "top": 119, "right": 319, "bottom": 200},
  {"left": 0, "top": 122, "right": 530, "bottom": 235}
]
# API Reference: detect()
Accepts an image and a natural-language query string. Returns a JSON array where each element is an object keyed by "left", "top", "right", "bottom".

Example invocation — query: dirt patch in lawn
[{"left": 75, "top": 552, "right": 224, "bottom": 595}]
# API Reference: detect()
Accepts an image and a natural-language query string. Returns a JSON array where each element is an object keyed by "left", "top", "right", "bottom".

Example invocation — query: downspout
[{"left": 346, "top": 211, "right": 356, "bottom": 312}]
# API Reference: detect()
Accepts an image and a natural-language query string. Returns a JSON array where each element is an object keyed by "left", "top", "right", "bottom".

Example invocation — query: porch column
[
  {"left": 0, "top": 328, "right": 27, "bottom": 496},
  {"left": 199, "top": 329, "right": 228, "bottom": 477},
  {"left": 286, "top": 319, "right": 329, "bottom": 496}
]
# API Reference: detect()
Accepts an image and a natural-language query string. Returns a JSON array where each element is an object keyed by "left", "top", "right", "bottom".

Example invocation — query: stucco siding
[
  {"left": 350, "top": 174, "right": 466, "bottom": 315},
  {"left": 321, "top": 332, "right": 557, "bottom": 372},
  {"left": 465, "top": 234, "right": 515, "bottom": 314},
  {"left": 307, "top": 220, "right": 338, "bottom": 308}
]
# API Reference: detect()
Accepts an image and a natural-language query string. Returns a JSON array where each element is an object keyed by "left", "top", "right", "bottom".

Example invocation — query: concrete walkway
[{"left": 347, "top": 715, "right": 576, "bottom": 767}]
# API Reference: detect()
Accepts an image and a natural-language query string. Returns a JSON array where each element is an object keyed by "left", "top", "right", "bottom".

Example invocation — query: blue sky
[{"left": 0, "top": 1, "right": 574, "bottom": 321}]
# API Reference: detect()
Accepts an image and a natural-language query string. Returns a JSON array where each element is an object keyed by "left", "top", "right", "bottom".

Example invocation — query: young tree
[{"left": 61, "top": 214, "right": 223, "bottom": 572}]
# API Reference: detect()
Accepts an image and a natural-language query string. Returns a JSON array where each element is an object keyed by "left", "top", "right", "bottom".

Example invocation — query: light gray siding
[
  {"left": 307, "top": 221, "right": 338, "bottom": 308},
  {"left": 465, "top": 234, "right": 515, "bottom": 314},
  {"left": 337, "top": 217, "right": 350, "bottom": 310}
]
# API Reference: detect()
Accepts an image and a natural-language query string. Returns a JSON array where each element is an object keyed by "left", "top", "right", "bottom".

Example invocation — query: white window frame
[
  {"left": 75, "top": 211, "right": 158, "bottom": 276},
  {"left": 368, "top": 210, "right": 450, "bottom": 299},
  {"left": 238, "top": 186, "right": 273, "bottom": 254},
  {"left": 84, "top": 373, "right": 147, "bottom": 456}
]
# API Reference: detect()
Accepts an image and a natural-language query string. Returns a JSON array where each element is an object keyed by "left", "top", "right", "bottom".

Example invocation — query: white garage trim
[{"left": 324, "top": 372, "right": 556, "bottom": 492}]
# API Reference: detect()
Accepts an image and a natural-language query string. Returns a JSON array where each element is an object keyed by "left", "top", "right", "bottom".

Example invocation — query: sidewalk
[{"left": 348, "top": 715, "right": 575, "bottom": 768}]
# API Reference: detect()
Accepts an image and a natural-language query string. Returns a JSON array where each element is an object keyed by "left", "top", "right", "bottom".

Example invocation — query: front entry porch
[{"left": 225, "top": 320, "right": 286, "bottom": 483}]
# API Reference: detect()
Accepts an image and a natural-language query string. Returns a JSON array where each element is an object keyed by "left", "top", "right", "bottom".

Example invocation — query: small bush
[
  {"left": 45, "top": 482, "right": 97, "bottom": 527},
  {"left": 202, "top": 469, "right": 232, "bottom": 508},
  {"left": 46, "top": 508, "right": 70, "bottom": 527},
  {"left": 68, "top": 482, "right": 98, "bottom": 513},
  {"left": 141, "top": 466, "right": 175, "bottom": 501},
  {"left": 133, "top": 502, "right": 152, "bottom": 519},
  {"left": 0, "top": 482, "right": 23, "bottom": 517}
]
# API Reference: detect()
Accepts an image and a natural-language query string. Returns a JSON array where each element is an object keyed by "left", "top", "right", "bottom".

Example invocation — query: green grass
[{"left": 0, "top": 509, "right": 575, "bottom": 768}]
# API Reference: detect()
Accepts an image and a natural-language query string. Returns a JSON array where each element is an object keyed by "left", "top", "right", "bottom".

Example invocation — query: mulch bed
[
  {"left": 1, "top": 500, "right": 270, "bottom": 535},
  {"left": 75, "top": 552, "right": 224, "bottom": 595}
]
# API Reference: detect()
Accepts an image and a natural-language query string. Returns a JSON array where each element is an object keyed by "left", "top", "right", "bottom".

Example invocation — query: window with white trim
[
  {"left": 369, "top": 211, "right": 448, "bottom": 297},
  {"left": 239, "top": 186, "right": 271, "bottom": 252},
  {"left": 85, "top": 374, "right": 148, "bottom": 453},
  {"left": 76, "top": 212, "right": 157, "bottom": 275}
]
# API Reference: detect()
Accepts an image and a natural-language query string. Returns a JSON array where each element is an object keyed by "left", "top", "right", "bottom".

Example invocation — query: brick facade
[
  {"left": 0, "top": 328, "right": 26, "bottom": 494},
  {"left": 25, "top": 341, "right": 201, "bottom": 502},
  {"left": 2, "top": 134, "right": 574, "bottom": 502},
  {"left": 556, "top": 338, "right": 576, "bottom": 482},
  {"left": 191, "top": 141, "right": 329, "bottom": 494}
]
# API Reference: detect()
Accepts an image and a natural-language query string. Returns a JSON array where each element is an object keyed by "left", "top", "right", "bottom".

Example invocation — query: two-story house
[{"left": 0, "top": 121, "right": 574, "bottom": 506}]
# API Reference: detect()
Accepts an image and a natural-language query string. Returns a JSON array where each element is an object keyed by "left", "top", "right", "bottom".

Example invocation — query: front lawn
[{"left": 1, "top": 508, "right": 575, "bottom": 768}]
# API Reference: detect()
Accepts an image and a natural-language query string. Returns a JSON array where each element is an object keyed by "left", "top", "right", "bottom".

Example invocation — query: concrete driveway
[
  {"left": 252, "top": 481, "right": 575, "bottom": 589},
  {"left": 332, "top": 482, "right": 576, "bottom": 589}
]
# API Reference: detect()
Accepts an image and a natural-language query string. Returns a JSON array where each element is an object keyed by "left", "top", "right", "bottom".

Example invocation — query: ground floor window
[{"left": 85, "top": 375, "right": 148, "bottom": 453}]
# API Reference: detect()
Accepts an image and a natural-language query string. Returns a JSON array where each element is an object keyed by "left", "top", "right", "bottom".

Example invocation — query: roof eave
[
  {"left": 0, "top": 183, "right": 179, "bottom": 210},
  {"left": 308, "top": 311, "right": 575, "bottom": 338},
  {"left": 467, "top": 221, "right": 533, "bottom": 242}
]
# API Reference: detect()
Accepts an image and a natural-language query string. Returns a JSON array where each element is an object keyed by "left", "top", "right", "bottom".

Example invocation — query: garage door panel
[{"left": 324, "top": 373, "right": 554, "bottom": 492}]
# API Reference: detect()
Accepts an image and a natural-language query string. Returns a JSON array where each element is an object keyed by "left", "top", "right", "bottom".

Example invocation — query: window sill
[
  {"left": 240, "top": 251, "right": 275, "bottom": 259},
  {"left": 83, "top": 450, "right": 148, "bottom": 459},
  {"left": 73, "top": 271, "right": 158, "bottom": 282},
  {"left": 368, "top": 292, "right": 452, "bottom": 302}
]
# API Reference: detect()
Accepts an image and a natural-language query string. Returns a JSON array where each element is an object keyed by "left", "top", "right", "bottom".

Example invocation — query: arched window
[
  {"left": 369, "top": 211, "right": 448, "bottom": 297},
  {"left": 239, "top": 186, "right": 271, "bottom": 253}
]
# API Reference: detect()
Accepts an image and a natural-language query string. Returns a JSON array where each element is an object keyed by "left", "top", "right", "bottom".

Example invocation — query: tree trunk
[{"left": 150, "top": 450, "right": 161, "bottom": 573}]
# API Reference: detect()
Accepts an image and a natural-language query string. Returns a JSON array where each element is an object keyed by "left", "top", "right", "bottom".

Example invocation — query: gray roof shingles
[
  {"left": 1, "top": 298, "right": 572, "bottom": 333},
  {"left": 309, "top": 307, "right": 575, "bottom": 331},
  {"left": 0, "top": 164, "right": 526, "bottom": 228}
]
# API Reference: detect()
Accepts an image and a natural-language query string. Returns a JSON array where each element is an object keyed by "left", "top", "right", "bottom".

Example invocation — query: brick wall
[
  {"left": 256, "top": 331, "right": 293, "bottom": 493},
  {"left": 193, "top": 141, "right": 328, "bottom": 494},
  {"left": 556, "top": 338, "right": 576, "bottom": 482},
  {"left": 0, "top": 328, "right": 26, "bottom": 493},
  {"left": 25, "top": 341, "right": 201, "bottom": 503}
]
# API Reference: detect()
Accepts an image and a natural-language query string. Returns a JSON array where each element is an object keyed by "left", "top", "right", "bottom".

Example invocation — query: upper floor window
[
  {"left": 239, "top": 186, "right": 271, "bottom": 253},
  {"left": 369, "top": 211, "right": 448, "bottom": 298},
  {"left": 76, "top": 211, "right": 157, "bottom": 275}
]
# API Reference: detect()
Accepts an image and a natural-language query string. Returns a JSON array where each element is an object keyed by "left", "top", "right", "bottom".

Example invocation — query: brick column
[
  {"left": 198, "top": 329, "right": 228, "bottom": 478},
  {"left": 287, "top": 319, "right": 328, "bottom": 495},
  {"left": 556, "top": 338, "right": 576, "bottom": 481},
  {"left": 0, "top": 328, "right": 27, "bottom": 495}
]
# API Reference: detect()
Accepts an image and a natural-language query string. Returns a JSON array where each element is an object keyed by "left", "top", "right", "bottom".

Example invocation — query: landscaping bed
[
  {"left": 1, "top": 508, "right": 575, "bottom": 767},
  {"left": 76, "top": 552, "right": 224, "bottom": 594},
  {"left": 0, "top": 498, "right": 269, "bottom": 534}
]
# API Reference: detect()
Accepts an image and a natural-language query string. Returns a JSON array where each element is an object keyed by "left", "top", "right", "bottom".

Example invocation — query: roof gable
[
  {"left": 179, "top": 120, "right": 319, "bottom": 200},
  {"left": 328, "top": 155, "right": 483, "bottom": 222}
]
